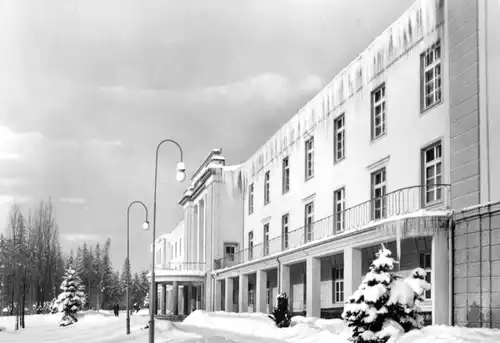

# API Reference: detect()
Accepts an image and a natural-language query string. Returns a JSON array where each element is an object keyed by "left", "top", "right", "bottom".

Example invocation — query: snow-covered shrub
[
  {"left": 342, "top": 245, "right": 430, "bottom": 343},
  {"left": 269, "top": 292, "right": 292, "bottom": 328},
  {"left": 56, "top": 267, "right": 86, "bottom": 327},
  {"left": 143, "top": 292, "right": 150, "bottom": 308}
]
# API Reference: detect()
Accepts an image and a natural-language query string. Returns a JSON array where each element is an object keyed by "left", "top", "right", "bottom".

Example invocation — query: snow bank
[
  {"left": 398, "top": 325, "right": 500, "bottom": 343},
  {"left": 182, "top": 311, "right": 352, "bottom": 343},
  {"left": 183, "top": 310, "right": 279, "bottom": 338}
]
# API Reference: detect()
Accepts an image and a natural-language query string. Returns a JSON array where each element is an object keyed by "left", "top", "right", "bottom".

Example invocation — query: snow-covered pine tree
[
  {"left": 143, "top": 292, "right": 150, "bottom": 308},
  {"left": 342, "top": 245, "right": 396, "bottom": 343},
  {"left": 56, "top": 267, "right": 86, "bottom": 327},
  {"left": 342, "top": 246, "right": 430, "bottom": 343},
  {"left": 269, "top": 292, "right": 291, "bottom": 328}
]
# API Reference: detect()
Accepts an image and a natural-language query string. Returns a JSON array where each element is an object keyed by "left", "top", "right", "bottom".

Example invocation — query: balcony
[
  {"left": 154, "top": 262, "right": 206, "bottom": 275},
  {"left": 214, "top": 184, "right": 451, "bottom": 270}
]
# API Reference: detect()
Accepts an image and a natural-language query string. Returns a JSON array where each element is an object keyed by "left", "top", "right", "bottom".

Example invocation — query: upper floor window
[
  {"left": 333, "top": 268, "right": 344, "bottom": 303},
  {"left": 305, "top": 137, "right": 314, "bottom": 180},
  {"left": 248, "top": 183, "right": 254, "bottom": 214},
  {"left": 264, "top": 171, "right": 271, "bottom": 205},
  {"left": 282, "top": 156, "right": 290, "bottom": 194},
  {"left": 334, "top": 188, "right": 346, "bottom": 232},
  {"left": 421, "top": 41, "right": 442, "bottom": 112},
  {"left": 371, "top": 84, "right": 386, "bottom": 140},
  {"left": 420, "top": 253, "right": 432, "bottom": 300},
  {"left": 334, "top": 114, "right": 345, "bottom": 162},
  {"left": 282, "top": 214, "right": 289, "bottom": 250},
  {"left": 248, "top": 231, "right": 254, "bottom": 260},
  {"left": 263, "top": 223, "right": 270, "bottom": 256},
  {"left": 371, "top": 168, "right": 387, "bottom": 220},
  {"left": 304, "top": 201, "right": 314, "bottom": 243},
  {"left": 423, "top": 142, "right": 442, "bottom": 204},
  {"left": 224, "top": 243, "right": 237, "bottom": 262}
]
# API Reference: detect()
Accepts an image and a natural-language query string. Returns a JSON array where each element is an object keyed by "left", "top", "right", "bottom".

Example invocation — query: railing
[
  {"left": 214, "top": 184, "right": 451, "bottom": 270},
  {"left": 155, "top": 262, "right": 206, "bottom": 272}
]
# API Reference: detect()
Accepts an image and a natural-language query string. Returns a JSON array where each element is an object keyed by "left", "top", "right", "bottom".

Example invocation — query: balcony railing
[
  {"left": 155, "top": 262, "right": 206, "bottom": 272},
  {"left": 214, "top": 184, "right": 450, "bottom": 270}
]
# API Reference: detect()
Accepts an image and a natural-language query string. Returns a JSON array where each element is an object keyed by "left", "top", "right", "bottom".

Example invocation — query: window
[
  {"left": 282, "top": 214, "right": 289, "bottom": 250},
  {"left": 304, "top": 202, "right": 314, "bottom": 243},
  {"left": 263, "top": 223, "right": 270, "bottom": 256},
  {"left": 421, "top": 41, "right": 442, "bottom": 111},
  {"left": 420, "top": 253, "right": 432, "bottom": 299},
  {"left": 266, "top": 281, "right": 271, "bottom": 305},
  {"left": 334, "top": 188, "right": 346, "bottom": 232},
  {"left": 371, "top": 168, "right": 387, "bottom": 220},
  {"left": 305, "top": 137, "right": 314, "bottom": 180},
  {"left": 248, "top": 283, "right": 255, "bottom": 306},
  {"left": 423, "top": 143, "right": 443, "bottom": 204},
  {"left": 224, "top": 243, "right": 237, "bottom": 262},
  {"left": 248, "top": 231, "right": 254, "bottom": 260},
  {"left": 264, "top": 171, "right": 270, "bottom": 205},
  {"left": 248, "top": 183, "right": 254, "bottom": 215},
  {"left": 371, "top": 84, "right": 386, "bottom": 140},
  {"left": 334, "top": 114, "right": 345, "bottom": 162},
  {"left": 282, "top": 157, "right": 290, "bottom": 194},
  {"left": 333, "top": 268, "right": 344, "bottom": 303}
]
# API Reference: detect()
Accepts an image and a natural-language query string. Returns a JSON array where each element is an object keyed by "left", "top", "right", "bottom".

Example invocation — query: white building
[{"left": 151, "top": 0, "right": 500, "bottom": 328}]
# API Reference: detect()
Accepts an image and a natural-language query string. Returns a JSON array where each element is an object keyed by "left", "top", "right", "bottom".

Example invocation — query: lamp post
[
  {"left": 146, "top": 139, "right": 185, "bottom": 343},
  {"left": 126, "top": 201, "right": 149, "bottom": 335}
]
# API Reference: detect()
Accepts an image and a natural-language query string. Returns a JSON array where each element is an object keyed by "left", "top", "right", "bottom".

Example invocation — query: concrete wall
[
  {"left": 484, "top": 0, "right": 500, "bottom": 202},
  {"left": 242, "top": 31, "right": 449, "bottom": 250},
  {"left": 213, "top": 179, "right": 244, "bottom": 261},
  {"left": 447, "top": 0, "right": 482, "bottom": 210},
  {"left": 453, "top": 202, "right": 500, "bottom": 328}
]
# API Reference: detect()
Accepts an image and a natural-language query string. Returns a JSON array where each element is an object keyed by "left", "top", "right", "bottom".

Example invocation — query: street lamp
[
  {"left": 126, "top": 200, "right": 149, "bottom": 335},
  {"left": 146, "top": 139, "right": 185, "bottom": 343}
]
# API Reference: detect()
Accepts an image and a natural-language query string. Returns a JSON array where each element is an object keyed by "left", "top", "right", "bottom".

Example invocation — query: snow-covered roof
[{"left": 220, "top": 0, "right": 443, "bottom": 195}]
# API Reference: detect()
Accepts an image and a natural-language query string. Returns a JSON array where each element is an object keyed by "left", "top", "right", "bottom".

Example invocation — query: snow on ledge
[{"left": 213, "top": 209, "right": 453, "bottom": 275}]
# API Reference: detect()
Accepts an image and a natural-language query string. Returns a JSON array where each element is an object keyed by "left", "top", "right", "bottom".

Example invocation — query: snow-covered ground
[{"left": 0, "top": 310, "right": 499, "bottom": 343}]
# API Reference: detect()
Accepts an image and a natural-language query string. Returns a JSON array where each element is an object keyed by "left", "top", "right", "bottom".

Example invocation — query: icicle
[{"left": 396, "top": 221, "right": 402, "bottom": 262}]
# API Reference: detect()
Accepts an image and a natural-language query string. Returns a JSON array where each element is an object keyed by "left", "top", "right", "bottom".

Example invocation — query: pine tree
[
  {"left": 56, "top": 267, "right": 86, "bottom": 327},
  {"left": 342, "top": 246, "right": 430, "bottom": 343},
  {"left": 143, "top": 291, "right": 150, "bottom": 308}
]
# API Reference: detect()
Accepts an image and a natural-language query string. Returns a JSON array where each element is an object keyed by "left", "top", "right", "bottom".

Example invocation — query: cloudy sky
[{"left": 0, "top": 0, "right": 414, "bottom": 272}]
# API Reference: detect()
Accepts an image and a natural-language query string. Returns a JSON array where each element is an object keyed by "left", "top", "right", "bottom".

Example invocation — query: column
[
  {"left": 256, "top": 270, "right": 267, "bottom": 313},
  {"left": 183, "top": 286, "right": 188, "bottom": 315},
  {"left": 239, "top": 274, "right": 249, "bottom": 312},
  {"left": 432, "top": 229, "right": 450, "bottom": 325},
  {"left": 187, "top": 284, "right": 193, "bottom": 314},
  {"left": 225, "top": 277, "right": 234, "bottom": 312},
  {"left": 215, "top": 279, "right": 222, "bottom": 311},
  {"left": 280, "top": 264, "right": 290, "bottom": 296},
  {"left": 344, "top": 247, "right": 362, "bottom": 299},
  {"left": 160, "top": 284, "right": 167, "bottom": 315},
  {"left": 172, "top": 281, "right": 179, "bottom": 315},
  {"left": 306, "top": 256, "right": 321, "bottom": 318}
]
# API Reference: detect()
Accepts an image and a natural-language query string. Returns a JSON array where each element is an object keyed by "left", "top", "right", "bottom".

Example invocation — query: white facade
[{"left": 149, "top": 0, "right": 500, "bottom": 327}]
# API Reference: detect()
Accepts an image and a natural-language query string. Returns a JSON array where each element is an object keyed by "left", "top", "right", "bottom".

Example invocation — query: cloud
[
  {"left": 0, "top": 178, "right": 25, "bottom": 187},
  {"left": 59, "top": 197, "right": 86, "bottom": 205},
  {"left": 86, "top": 139, "right": 122, "bottom": 147},
  {"left": 194, "top": 73, "right": 323, "bottom": 104},
  {"left": 0, "top": 194, "right": 32, "bottom": 205},
  {"left": 0, "top": 126, "right": 44, "bottom": 161},
  {"left": 61, "top": 233, "right": 104, "bottom": 242}
]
